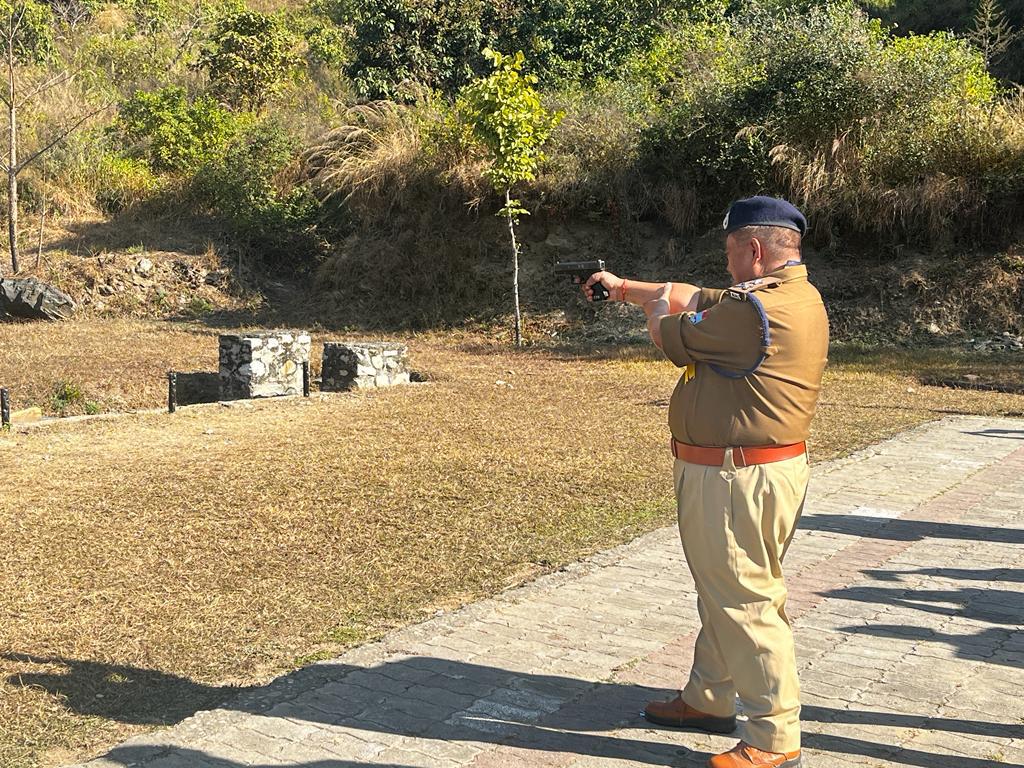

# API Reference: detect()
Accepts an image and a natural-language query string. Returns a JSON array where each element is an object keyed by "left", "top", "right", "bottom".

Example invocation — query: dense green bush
[
  {"left": 112, "top": 86, "right": 239, "bottom": 173},
  {"left": 322, "top": 0, "right": 702, "bottom": 99},
  {"left": 94, "top": 155, "right": 161, "bottom": 213},
  {"left": 191, "top": 120, "right": 321, "bottom": 263},
  {"left": 628, "top": 1, "right": 1024, "bottom": 243},
  {"left": 489, "top": 0, "right": 694, "bottom": 84},
  {"left": 860, "top": 0, "right": 1024, "bottom": 82},
  {"left": 321, "top": 0, "right": 486, "bottom": 99},
  {"left": 198, "top": 8, "right": 300, "bottom": 110}
]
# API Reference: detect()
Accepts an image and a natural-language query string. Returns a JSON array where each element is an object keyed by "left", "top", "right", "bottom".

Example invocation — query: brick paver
[{"left": 69, "top": 416, "right": 1024, "bottom": 768}]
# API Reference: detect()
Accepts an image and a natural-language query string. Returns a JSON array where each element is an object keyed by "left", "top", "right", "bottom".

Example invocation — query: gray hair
[{"left": 733, "top": 225, "right": 802, "bottom": 262}]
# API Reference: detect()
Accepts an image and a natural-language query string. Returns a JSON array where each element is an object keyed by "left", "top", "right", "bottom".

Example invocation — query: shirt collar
[{"left": 767, "top": 261, "right": 807, "bottom": 282}]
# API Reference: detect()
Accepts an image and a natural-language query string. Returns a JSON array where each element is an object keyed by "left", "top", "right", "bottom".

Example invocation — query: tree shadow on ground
[
  {"left": 2, "top": 652, "right": 242, "bottom": 726},
  {"left": 6, "top": 654, "right": 1018, "bottom": 768},
  {"left": 824, "top": 585, "right": 1024, "bottom": 625},
  {"left": 962, "top": 428, "right": 1024, "bottom": 440},
  {"left": 46, "top": 212, "right": 227, "bottom": 258},
  {"left": 822, "top": 565, "right": 1024, "bottom": 670},
  {"left": 798, "top": 513, "right": 1024, "bottom": 545},
  {"left": 866, "top": 567, "right": 1024, "bottom": 583}
]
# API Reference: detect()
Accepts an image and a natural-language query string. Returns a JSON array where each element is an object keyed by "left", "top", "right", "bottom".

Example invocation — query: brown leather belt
[{"left": 672, "top": 439, "right": 806, "bottom": 467}]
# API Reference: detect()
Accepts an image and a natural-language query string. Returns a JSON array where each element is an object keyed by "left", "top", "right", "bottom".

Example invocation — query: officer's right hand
[{"left": 583, "top": 271, "right": 624, "bottom": 302}]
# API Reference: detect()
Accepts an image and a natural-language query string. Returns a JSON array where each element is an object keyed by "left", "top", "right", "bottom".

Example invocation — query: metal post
[
  {"left": 167, "top": 371, "right": 177, "bottom": 414},
  {"left": 1, "top": 388, "right": 9, "bottom": 428},
  {"left": 302, "top": 361, "right": 310, "bottom": 397}
]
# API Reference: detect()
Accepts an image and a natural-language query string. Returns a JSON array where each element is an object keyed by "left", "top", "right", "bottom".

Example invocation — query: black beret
[{"left": 723, "top": 196, "right": 807, "bottom": 236}]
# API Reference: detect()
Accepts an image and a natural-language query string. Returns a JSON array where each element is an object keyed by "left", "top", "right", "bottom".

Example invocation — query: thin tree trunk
[
  {"left": 35, "top": 163, "right": 44, "bottom": 269},
  {"left": 506, "top": 188, "right": 522, "bottom": 347},
  {"left": 7, "top": 41, "right": 17, "bottom": 274}
]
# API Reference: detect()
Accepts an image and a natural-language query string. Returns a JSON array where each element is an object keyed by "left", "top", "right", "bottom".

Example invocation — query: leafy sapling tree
[{"left": 460, "top": 49, "right": 562, "bottom": 346}]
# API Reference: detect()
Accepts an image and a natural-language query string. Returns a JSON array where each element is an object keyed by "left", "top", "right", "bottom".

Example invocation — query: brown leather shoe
[
  {"left": 707, "top": 741, "right": 802, "bottom": 768},
  {"left": 643, "top": 694, "right": 737, "bottom": 734}
]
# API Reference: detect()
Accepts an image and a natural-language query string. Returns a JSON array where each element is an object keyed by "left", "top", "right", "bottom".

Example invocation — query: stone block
[
  {"left": 321, "top": 342, "right": 410, "bottom": 392},
  {"left": 219, "top": 331, "right": 310, "bottom": 400}
]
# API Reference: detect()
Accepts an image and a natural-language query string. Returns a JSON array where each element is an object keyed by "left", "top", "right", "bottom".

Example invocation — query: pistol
[{"left": 554, "top": 259, "right": 609, "bottom": 301}]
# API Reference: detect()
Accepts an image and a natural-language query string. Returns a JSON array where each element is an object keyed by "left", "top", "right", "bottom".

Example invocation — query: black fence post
[
  {"left": 1, "top": 388, "right": 9, "bottom": 428},
  {"left": 302, "top": 361, "right": 310, "bottom": 398},
  {"left": 167, "top": 371, "right": 177, "bottom": 414}
]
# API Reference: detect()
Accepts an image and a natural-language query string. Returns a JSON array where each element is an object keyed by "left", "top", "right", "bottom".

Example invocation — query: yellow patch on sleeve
[{"left": 682, "top": 363, "right": 696, "bottom": 385}]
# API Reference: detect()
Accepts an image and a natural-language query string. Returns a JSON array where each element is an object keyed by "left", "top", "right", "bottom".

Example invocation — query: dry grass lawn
[{"left": 1, "top": 320, "right": 1023, "bottom": 768}]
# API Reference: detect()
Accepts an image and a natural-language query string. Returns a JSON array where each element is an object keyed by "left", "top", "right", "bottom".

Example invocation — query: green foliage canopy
[
  {"left": 113, "top": 85, "right": 238, "bottom": 173},
  {"left": 0, "top": 0, "right": 55, "bottom": 64},
  {"left": 192, "top": 119, "right": 320, "bottom": 260},
  {"left": 324, "top": 0, "right": 485, "bottom": 99},
  {"left": 324, "top": 0, "right": 701, "bottom": 99},
  {"left": 197, "top": 8, "right": 299, "bottom": 110},
  {"left": 629, "top": 1, "right": 1019, "bottom": 242}
]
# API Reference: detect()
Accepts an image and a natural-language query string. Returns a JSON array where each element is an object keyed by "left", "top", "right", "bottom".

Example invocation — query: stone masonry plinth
[
  {"left": 321, "top": 342, "right": 410, "bottom": 391},
  {"left": 219, "top": 331, "right": 311, "bottom": 400}
]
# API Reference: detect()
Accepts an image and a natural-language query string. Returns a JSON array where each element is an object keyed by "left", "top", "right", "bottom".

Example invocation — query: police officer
[{"left": 584, "top": 197, "right": 828, "bottom": 768}]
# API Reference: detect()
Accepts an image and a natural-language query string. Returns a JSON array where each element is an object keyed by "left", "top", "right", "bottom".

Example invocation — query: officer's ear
[{"left": 749, "top": 236, "right": 766, "bottom": 268}]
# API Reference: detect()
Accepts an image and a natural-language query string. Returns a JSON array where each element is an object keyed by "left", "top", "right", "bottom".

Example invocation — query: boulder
[{"left": 0, "top": 277, "right": 76, "bottom": 321}]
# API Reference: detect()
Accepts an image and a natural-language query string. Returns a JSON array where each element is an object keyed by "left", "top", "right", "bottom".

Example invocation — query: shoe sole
[{"left": 643, "top": 710, "right": 737, "bottom": 734}]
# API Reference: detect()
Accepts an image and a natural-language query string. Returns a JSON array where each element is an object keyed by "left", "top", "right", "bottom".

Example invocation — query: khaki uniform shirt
[{"left": 659, "top": 263, "right": 829, "bottom": 447}]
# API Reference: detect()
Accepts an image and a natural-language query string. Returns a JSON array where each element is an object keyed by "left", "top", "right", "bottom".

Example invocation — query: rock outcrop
[{"left": 0, "top": 277, "right": 76, "bottom": 321}]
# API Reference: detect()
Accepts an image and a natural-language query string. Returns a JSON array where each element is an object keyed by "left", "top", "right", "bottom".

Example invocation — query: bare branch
[
  {"left": 169, "top": 1, "right": 207, "bottom": 69},
  {"left": 16, "top": 66, "right": 77, "bottom": 108},
  {"left": 10, "top": 3, "right": 27, "bottom": 40},
  {"left": 14, "top": 101, "right": 111, "bottom": 174}
]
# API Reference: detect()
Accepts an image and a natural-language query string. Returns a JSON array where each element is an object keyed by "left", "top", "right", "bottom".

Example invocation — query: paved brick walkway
[{"left": 71, "top": 416, "right": 1024, "bottom": 768}]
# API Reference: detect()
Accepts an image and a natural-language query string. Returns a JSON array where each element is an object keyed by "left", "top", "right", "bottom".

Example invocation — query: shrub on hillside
[
  {"left": 630, "top": 1, "right": 1024, "bottom": 244},
  {"left": 95, "top": 155, "right": 162, "bottom": 213},
  {"left": 860, "top": 0, "right": 1024, "bottom": 83},
  {"left": 321, "top": 0, "right": 486, "bottom": 99},
  {"left": 112, "top": 86, "right": 239, "bottom": 173},
  {"left": 488, "top": 0, "right": 693, "bottom": 84},
  {"left": 191, "top": 120, "right": 321, "bottom": 264},
  {"left": 198, "top": 8, "right": 300, "bottom": 111},
  {"left": 322, "top": 0, "right": 701, "bottom": 99}
]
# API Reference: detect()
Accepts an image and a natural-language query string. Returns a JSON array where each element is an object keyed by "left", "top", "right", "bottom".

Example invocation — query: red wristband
[{"left": 621, "top": 279, "right": 629, "bottom": 303}]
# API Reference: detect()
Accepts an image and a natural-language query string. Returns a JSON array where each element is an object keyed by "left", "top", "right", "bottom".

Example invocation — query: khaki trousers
[{"left": 673, "top": 449, "right": 809, "bottom": 753}]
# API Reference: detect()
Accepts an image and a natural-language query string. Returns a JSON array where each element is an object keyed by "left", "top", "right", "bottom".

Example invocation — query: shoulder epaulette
[{"left": 725, "top": 276, "right": 783, "bottom": 301}]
